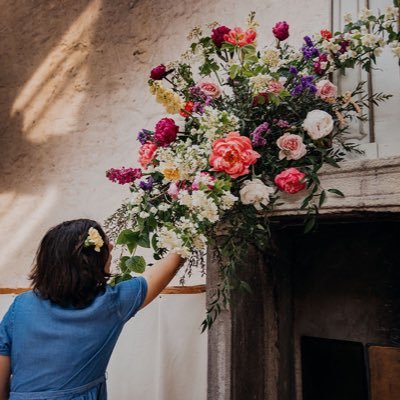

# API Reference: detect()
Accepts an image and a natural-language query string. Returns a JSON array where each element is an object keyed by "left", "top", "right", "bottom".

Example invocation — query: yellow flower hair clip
[{"left": 84, "top": 227, "right": 104, "bottom": 252}]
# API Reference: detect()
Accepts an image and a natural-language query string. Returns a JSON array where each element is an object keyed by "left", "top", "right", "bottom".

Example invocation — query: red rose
[
  {"left": 320, "top": 29, "right": 332, "bottom": 40},
  {"left": 154, "top": 118, "right": 179, "bottom": 146},
  {"left": 252, "top": 92, "right": 269, "bottom": 107},
  {"left": 150, "top": 64, "right": 167, "bottom": 80},
  {"left": 272, "top": 21, "right": 289, "bottom": 41},
  {"left": 274, "top": 167, "right": 306, "bottom": 194},
  {"left": 211, "top": 26, "right": 231, "bottom": 47},
  {"left": 179, "top": 101, "right": 194, "bottom": 118}
]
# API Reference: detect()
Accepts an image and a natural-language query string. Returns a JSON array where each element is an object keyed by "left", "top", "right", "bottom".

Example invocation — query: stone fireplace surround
[{"left": 206, "top": 156, "right": 400, "bottom": 400}]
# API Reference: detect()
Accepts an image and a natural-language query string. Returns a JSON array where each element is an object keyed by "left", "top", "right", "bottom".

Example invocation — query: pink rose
[
  {"left": 274, "top": 168, "right": 306, "bottom": 194},
  {"left": 224, "top": 27, "right": 257, "bottom": 47},
  {"left": 267, "top": 79, "right": 285, "bottom": 94},
  {"left": 316, "top": 80, "right": 337, "bottom": 100},
  {"left": 272, "top": 21, "right": 289, "bottom": 41},
  {"left": 138, "top": 141, "right": 157, "bottom": 169},
  {"left": 211, "top": 25, "right": 231, "bottom": 47},
  {"left": 154, "top": 118, "right": 179, "bottom": 147},
  {"left": 276, "top": 133, "right": 307, "bottom": 160},
  {"left": 150, "top": 64, "right": 167, "bottom": 80},
  {"left": 167, "top": 182, "right": 180, "bottom": 199},
  {"left": 197, "top": 81, "right": 221, "bottom": 99},
  {"left": 209, "top": 132, "right": 260, "bottom": 178}
]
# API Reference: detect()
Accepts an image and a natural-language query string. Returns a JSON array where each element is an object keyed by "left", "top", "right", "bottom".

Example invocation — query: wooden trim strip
[{"left": 0, "top": 285, "right": 206, "bottom": 296}]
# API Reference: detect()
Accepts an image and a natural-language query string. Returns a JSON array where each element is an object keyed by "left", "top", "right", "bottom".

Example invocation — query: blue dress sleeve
[
  {"left": 0, "top": 299, "right": 16, "bottom": 356},
  {"left": 115, "top": 276, "right": 148, "bottom": 322}
]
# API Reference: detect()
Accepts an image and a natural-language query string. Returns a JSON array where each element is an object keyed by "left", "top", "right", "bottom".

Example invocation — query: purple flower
[
  {"left": 275, "top": 119, "right": 290, "bottom": 128},
  {"left": 106, "top": 167, "right": 142, "bottom": 185},
  {"left": 139, "top": 176, "right": 153, "bottom": 191},
  {"left": 289, "top": 66, "right": 298, "bottom": 75},
  {"left": 303, "top": 36, "right": 314, "bottom": 47},
  {"left": 302, "top": 36, "right": 320, "bottom": 60},
  {"left": 291, "top": 75, "right": 317, "bottom": 96},
  {"left": 250, "top": 122, "right": 270, "bottom": 147},
  {"left": 137, "top": 129, "right": 152, "bottom": 145}
]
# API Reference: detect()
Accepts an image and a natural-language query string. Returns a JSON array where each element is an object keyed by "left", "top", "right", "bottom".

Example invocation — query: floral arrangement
[{"left": 106, "top": 5, "right": 400, "bottom": 330}]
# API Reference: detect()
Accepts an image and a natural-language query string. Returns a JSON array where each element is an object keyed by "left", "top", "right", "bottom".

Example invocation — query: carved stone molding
[{"left": 272, "top": 156, "right": 400, "bottom": 216}]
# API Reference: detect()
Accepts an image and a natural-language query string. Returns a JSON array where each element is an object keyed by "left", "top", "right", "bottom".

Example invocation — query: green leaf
[
  {"left": 319, "top": 190, "right": 326, "bottom": 207},
  {"left": 327, "top": 188, "right": 345, "bottom": 197},
  {"left": 119, "top": 256, "right": 130, "bottom": 273},
  {"left": 116, "top": 229, "right": 138, "bottom": 245},
  {"left": 304, "top": 215, "right": 316, "bottom": 234},
  {"left": 137, "top": 232, "right": 151, "bottom": 248},
  {"left": 229, "top": 64, "right": 241, "bottom": 79},
  {"left": 126, "top": 256, "right": 147, "bottom": 274},
  {"left": 239, "top": 280, "right": 252, "bottom": 294}
]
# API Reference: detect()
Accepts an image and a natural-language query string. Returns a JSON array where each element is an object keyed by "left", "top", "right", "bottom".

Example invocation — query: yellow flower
[
  {"left": 85, "top": 227, "right": 104, "bottom": 252},
  {"left": 163, "top": 168, "right": 181, "bottom": 182},
  {"left": 149, "top": 81, "right": 184, "bottom": 114}
]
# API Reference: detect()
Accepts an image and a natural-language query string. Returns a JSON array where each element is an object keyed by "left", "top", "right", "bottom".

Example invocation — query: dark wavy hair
[{"left": 29, "top": 219, "right": 111, "bottom": 308}]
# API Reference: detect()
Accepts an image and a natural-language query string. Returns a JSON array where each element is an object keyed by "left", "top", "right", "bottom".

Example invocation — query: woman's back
[{"left": 1, "top": 277, "right": 147, "bottom": 399}]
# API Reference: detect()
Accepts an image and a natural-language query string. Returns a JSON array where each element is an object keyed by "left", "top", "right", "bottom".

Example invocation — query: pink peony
[
  {"left": 274, "top": 168, "right": 306, "bottom": 194},
  {"left": 276, "top": 133, "right": 307, "bottom": 160},
  {"left": 316, "top": 80, "right": 337, "bottom": 100},
  {"left": 197, "top": 81, "right": 221, "bottom": 99},
  {"left": 272, "top": 21, "right": 289, "bottom": 41},
  {"left": 150, "top": 64, "right": 167, "bottom": 80},
  {"left": 154, "top": 118, "right": 179, "bottom": 146},
  {"left": 106, "top": 167, "right": 142, "bottom": 185},
  {"left": 138, "top": 141, "right": 157, "bottom": 169},
  {"left": 224, "top": 27, "right": 257, "bottom": 47},
  {"left": 209, "top": 132, "right": 260, "bottom": 178},
  {"left": 211, "top": 25, "right": 231, "bottom": 47}
]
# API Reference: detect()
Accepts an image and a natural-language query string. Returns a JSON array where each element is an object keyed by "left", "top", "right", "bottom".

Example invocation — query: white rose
[
  {"left": 239, "top": 179, "right": 274, "bottom": 211},
  {"left": 302, "top": 110, "right": 334, "bottom": 140}
]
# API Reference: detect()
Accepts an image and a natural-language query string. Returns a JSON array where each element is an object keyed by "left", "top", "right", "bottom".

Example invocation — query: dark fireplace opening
[
  {"left": 301, "top": 336, "right": 368, "bottom": 400},
  {"left": 229, "top": 218, "right": 400, "bottom": 400}
]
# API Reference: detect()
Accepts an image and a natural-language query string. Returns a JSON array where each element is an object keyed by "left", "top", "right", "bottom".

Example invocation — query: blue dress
[{"left": 0, "top": 276, "right": 147, "bottom": 399}]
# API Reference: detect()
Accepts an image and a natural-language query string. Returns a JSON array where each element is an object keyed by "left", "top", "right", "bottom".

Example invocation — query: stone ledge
[{"left": 271, "top": 156, "right": 400, "bottom": 216}]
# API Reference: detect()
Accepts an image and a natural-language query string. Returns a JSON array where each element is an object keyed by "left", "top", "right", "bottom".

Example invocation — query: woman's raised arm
[
  {"left": 0, "top": 355, "right": 10, "bottom": 400},
  {"left": 140, "top": 253, "right": 186, "bottom": 308}
]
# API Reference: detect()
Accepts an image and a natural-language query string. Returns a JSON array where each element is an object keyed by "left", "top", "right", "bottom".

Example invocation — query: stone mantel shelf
[{"left": 271, "top": 156, "right": 400, "bottom": 216}]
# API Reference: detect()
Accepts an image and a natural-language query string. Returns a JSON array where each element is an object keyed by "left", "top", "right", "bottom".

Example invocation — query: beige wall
[{"left": 0, "top": 0, "right": 331, "bottom": 286}]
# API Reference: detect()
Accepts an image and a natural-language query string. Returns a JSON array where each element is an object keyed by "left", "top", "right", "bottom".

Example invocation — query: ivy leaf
[
  {"left": 119, "top": 256, "right": 130, "bottom": 273},
  {"left": 137, "top": 232, "right": 151, "bottom": 248},
  {"left": 126, "top": 256, "right": 147, "bottom": 274},
  {"left": 116, "top": 229, "right": 138, "bottom": 245}
]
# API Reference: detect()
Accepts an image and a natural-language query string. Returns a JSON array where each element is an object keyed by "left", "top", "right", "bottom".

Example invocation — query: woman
[{"left": 0, "top": 219, "right": 185, "bottom": 399}]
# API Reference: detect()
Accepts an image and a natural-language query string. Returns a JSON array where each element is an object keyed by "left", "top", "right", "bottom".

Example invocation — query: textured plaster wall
[{"left": 0, "top": 0, "right": 331, "bottom": 286}]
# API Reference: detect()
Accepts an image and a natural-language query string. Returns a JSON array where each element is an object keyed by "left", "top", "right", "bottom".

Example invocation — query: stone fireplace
[{"left": 207, "top": 156, "right": 400, "bottom": 400}]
